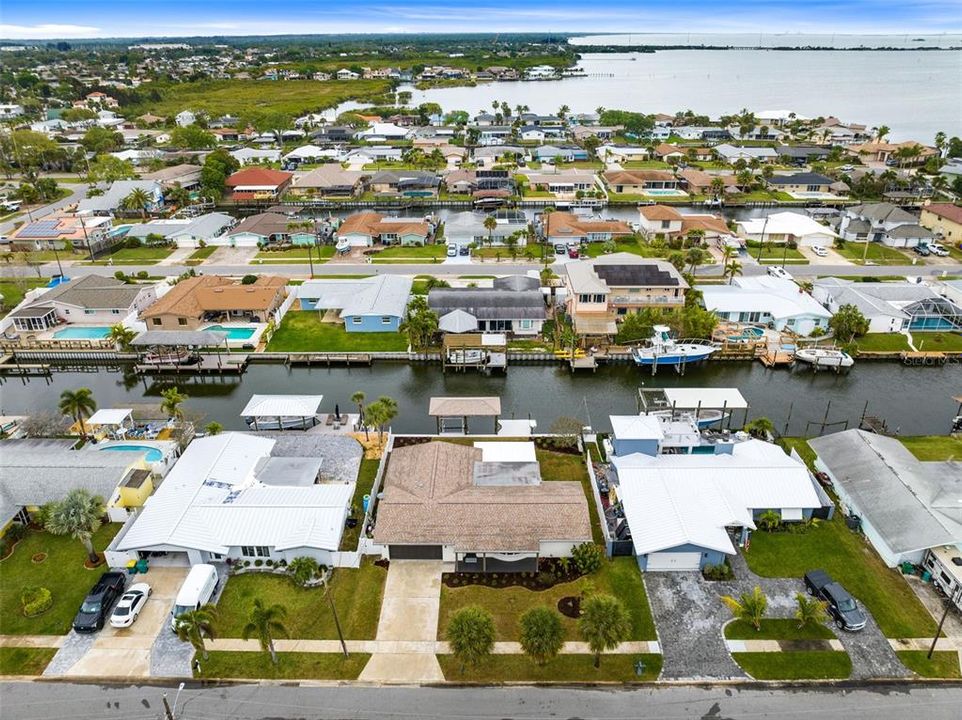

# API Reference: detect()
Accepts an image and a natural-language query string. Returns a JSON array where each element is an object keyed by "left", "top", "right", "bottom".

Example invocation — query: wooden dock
[
  {"left": 759, "top": 349, "right": 795, "bottom": 368},
  {"left": 135, "top": 354, "right": 250, "bottom": 375},
  {"left": 899, "top": 351, "right": 947, "bottom": 365},
  {"left": 0, "top": 354, "right": 52, "bottom": 377},
  {"left": 569, "top": 355, "right": 598, "bottom": 372}
]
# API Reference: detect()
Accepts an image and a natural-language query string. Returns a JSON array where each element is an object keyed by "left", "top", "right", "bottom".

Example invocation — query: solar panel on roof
[{"left": 18, "top": 219, "right": 61, "bottom": 238}]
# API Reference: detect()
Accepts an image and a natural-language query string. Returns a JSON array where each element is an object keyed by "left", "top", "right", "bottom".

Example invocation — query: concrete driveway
[
  {"left": 63, "top": 566, "right": 187, "bottom": 679},
  {"left": 359, "top": 561, "right": 444, "bottom": 683}
]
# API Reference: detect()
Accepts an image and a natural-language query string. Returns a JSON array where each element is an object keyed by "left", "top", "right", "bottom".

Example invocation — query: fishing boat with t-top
[{"left": 631, "top": 325, "right": 718, "bottom": 367}]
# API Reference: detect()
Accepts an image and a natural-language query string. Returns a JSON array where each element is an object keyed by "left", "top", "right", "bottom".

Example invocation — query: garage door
[
  {"left": 389, "top": 545, "right": 443, "bottom": 560},
  {"left": 646, "top": 552, "right": 702, "bottom": 571}
]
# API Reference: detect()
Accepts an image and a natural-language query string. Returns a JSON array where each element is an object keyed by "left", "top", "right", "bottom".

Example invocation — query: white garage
[{"left": 645, "top": 552, "right": 703, "bottom": 571}]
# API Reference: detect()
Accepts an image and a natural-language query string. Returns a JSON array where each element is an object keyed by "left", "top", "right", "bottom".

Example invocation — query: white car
[
  {"left": 767, "top": 265, "right": 793, "bottom": 280},
  {"left": 811, "top": 245, "right": 829, "bottom": 257},
  {"left": 109, "top": 582, "right": 152, "bottom": 628},
  {"left": 927, "top": 243, "right": 950, "bottom": 257}
]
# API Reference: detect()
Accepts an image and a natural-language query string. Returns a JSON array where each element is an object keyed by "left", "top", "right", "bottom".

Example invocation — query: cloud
[{"left": 0, "top": 23, "right": 101, "bottom": 39}]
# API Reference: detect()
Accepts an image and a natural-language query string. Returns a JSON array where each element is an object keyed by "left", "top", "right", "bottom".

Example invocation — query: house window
[
  {"left": 381, "top": 316, "right": 392, "bottom": 325},
  {"left": 111, "top": 309, "right": 121, "bottom": 315},
  {"left": 152, "top": 318, "right": 162, "bottom": 326},
  {"left": 352, "top": 317, "right": 363, "bottom": 325},
  {"left": 518, "top": 320, "right": 533, "bottom": 330},
  {"left": 84, "top": 309, "right": 95, "bottom": 315},
  {"left": 178, "top": 318, "right": 188, "bottom": 326},
  {"left": 660, "top": 221, "right": 670, "bottom": 229},
  {"left": 241, "top": 546, "right": 270, "bottom": 558},
  {"left": 64, "top": 309, "right": 70, "bottom": 315}
]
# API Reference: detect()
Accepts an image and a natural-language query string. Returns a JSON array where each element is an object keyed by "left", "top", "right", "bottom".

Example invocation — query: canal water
[{"left": 1, "top": 361, "right": 958, "bottom": 436}]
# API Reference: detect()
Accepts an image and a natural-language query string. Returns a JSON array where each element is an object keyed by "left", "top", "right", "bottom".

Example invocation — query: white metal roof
[
  {"left": 116, "top": 433, "right": 351, "bottom": 554},
  {"left": 610, "top": 415, "right": 664, "bottom": 441},
  {"left": 614, "top": 440, "right": 821, "bottom": 556},
  {"left": 241, "top": 395, "right": 323, "bottom": 418},
  {"left": 88, "top": 408, "right": 133, "bottom": 426},
  {"left": 737, "top": 212, "right": 838, "bottom": 239},
  {"left": 497, "top": 419, "right": 537, "bottom": 437},
  {"left": 474, "top": 441, "right": 537, "bottom": 463},
  {"left": 698, "top": 277, "right": 832, "bottom": 322},
  {"left": 662, "top": 388, "right": 748, "bottom": 410}
]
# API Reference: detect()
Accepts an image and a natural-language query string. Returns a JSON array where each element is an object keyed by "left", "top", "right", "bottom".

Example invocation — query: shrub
[
  {"left": 702, "top": 562, "right": 734, "bottom": 581},
  {"left": 243, "top": 560, "right": 251, "bottom": 568},
  {"left": 288, "top": 556, "right": 320, "bottom": 587},
  {"left": 757, "top": 510, "right": 782, "bottom": 533},
  {"left": 114, "top": 270, "right": 127, "bottom": 282},
  {"left": 5, "top": 523, "right": 27, "bottom": 543},
  {"left": 241, "top": 274, "right": 258, "bottom": 285},
  {"left": 265, "top": 559, "right": 274, "bottom": 567},
  {"left": 253, "top": 559, "right": 263, "bottom": 567},
  {"left": 136, "top": 270, "right": 149, "bottom": 279},
  {"left": 571, "top": 542, "right": 604, "bottom": 575},
  {"left": 125, "top": 237, "right": 141, "bottom": 249},
  {"left": 21, "top": 586, "right": 53, "bottom": 617}
]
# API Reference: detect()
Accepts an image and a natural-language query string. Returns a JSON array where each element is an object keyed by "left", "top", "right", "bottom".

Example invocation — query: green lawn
[
  {"left": 897, "top": 650, "right": 962, "bottom": 678},
  {"left": 438, "top": 557, "right": 656, "bottom": 642},
  {"left": 913, "top": 332, "right": 962, "bottom": 352},
  {"left": 195, "top": 651, "right": 369, "bottom": 680},
  {"left": 0, "top": 524, "right": 122, "bottom": 635},
  {"left": 438, "top": 653, "right": 662, "bottom": 682},
  {"left": 255, "top": 247, "right": 335, "bottom": 260},
  {"left": 266, "top": 311, "right": 408, "bottom": 352},
  {"left": 725, "top": 618, "right": 835, "bottom": 641},
  {"left": 215, "top": 559, "right": 386, "bottom": 640},
  {"left": 622, "top": 160, "right": 672, "bottom": 170},
  {"left": 845, "top": 333, "right": 912, "bottom": 353},
  {"left": 777, "top": 438, "right": 817, "bottom": 471},
  {"left": 189, "top": 246, "right": 217, "bottom": 260},
  {"left": 745, "top": 242, "right": 808, "bottom": 264},
  {"left": 0, "top": 647, "right": 58, "bottom": 675},
  {"left": 579, "top": 239, "right": 671, "bottom": 260},
  {"left": 508, "top": 338, "right": 553, "bottom": 352},
  {"left": 88, "top": 246, "right": 174, "bottom": 265},
  {"left": 899, "top": 436, "right": 962, "bottom": 461},
  {"left": 743, "top": 513, "right": 936, "bottom": 638},
  {"left": 835, "top": 243, "right": 912, "bottom": 265},
  {"left": 0, "top": 277, "right": 48, "bottom": 318},
  {"left": 370, "top": 244, "right": 447, "bottom": 259},
  {"left": 732, "top": 651, "right": 852, "bottom": 680},
  {"left": 340, "top": 459, "right": 379, "bottom": 551}
]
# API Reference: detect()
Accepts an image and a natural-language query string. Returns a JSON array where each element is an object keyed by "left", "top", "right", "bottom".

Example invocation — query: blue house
[
  {"left": 609, "top": 414, "right": 828, "bottom": 571},
  {"left": 295, "top": 275, "right": 412, "bottom": 333}
]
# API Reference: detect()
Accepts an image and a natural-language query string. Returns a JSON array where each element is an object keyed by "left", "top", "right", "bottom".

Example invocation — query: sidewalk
[
  {"left": 0, "top": 635, "right": 64, "bottom": 648},
  {"left": 204, "top": 638, "right": 662, "bottom": 655}
]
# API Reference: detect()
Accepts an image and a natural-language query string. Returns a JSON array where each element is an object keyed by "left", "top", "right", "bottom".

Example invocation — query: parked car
[
  {"left": 927, "top": 243, "right": 949, "bottom": 257},
  {"left": 811, "top": 245, "right": 829, "bottom": 257},
  {"left": 767, "top": 265, "right": 792, "bottom": 280},
  {"left": 446, "top": 244, "right": 458, "bottom": 257},
  {"left": 73, "top": 572, "right": 127, "bottom": 633},
  {"left": 913, "top": 244, "right": 931, "bottom": 256},
  {"left": 0, "top": 200, "right": 21, "bottom": 212},
  {"left": 459, "top": 245, "right": 470, "bottom": 256},
  {"left": 109, "top": 583, "right": 152, "bottom": 628},
  {"left": 554, "top": 243, "right": 566, "bottom": 255},
  {"left": 567, "top": 245, "right": 580, "bottom": 259},
  {"left": 804, "top": 569, "right": 867, "bottom": 631}
]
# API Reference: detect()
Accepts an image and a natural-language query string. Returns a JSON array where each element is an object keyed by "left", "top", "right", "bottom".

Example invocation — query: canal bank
[{"left": 1, "top": 361, "right": 957, "bottom": 436}]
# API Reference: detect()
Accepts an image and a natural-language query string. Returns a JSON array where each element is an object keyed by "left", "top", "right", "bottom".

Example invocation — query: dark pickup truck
[
  {"left": 73, "top": 572, "right": 126, "bottom": 633},
  {"left": 804, "top": 569, "right": 867, "bottom": 632}
]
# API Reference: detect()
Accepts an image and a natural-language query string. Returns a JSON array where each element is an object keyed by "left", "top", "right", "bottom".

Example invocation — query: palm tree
[
  {"left": 376, "top": 396, "right": 398, "bottom": 440},
  {"left": 351, "top": 390, "right": 366, "bottom": 436},
  {"left": 519, "top": 606, "right": 564, "bottom": 665},
  {"left": 794, "top": 592, "right": 828, "bottom": 630},
  {"left": 725, "top": 259, "right": 743, "bottom": 285},
  {"left": 59, "top": 387, "right": 97, "bottom": 438},
  {"left": 578, "top": 594, "right": 631, "bottom": 668},
  {"left": 175, "top": 604, "right": 218, "bottom": 661},
  {"left": 685, "top": 246, "right": 706, "bottom": 274},
  {"left": 204, "top": 421, "right": 223, "bottom": 436},
  {"left": 557, "top": 104, "right": 570, "bottom": 120},
  {"left": 160, "top": 386, "right": 188, "bottom": 420},
  {"left": 45, "top": 488, "right": 105, "bottom": 564},
  {"left": 108, "top": 324, "right": 137, "bottom": 351},
  {"left": 721, "top": 586, "right": 768, "bottom": 631},
  {"left": 242, "top": 599, "right": 290, "bottom": 665},
  {"left": 874, "top": 125, "right": 890, "bottom": 143},
  {"left": 122, "top": 187, "right": 152, "bottom": 219},
  {"left": 744, "top": 416, "right": 774, "bottom": 439},
  {"left": 483, "top": 215, "right": 497, "bottom": 247},
  {"left": 446, "top": 605, "right": 495, "bottom": 672}
]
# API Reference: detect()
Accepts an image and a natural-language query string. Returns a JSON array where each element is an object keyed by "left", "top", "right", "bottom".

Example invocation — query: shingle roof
[
  {"left": 924, "top": 203, "right": 962, "bottom": 225},
  {"left": 768, "top": 172, "right": 833, "bottom": 185},
  {"left": 227, "top": 212, "right": 290, "bottom": 238},
  {"left": 297, "top": 275, "right": 412, "bottom": 318},
  {"left": 545, "top": 212, "right": 633, "bottom": 238},
  {"left": 428, "top": 288, "right": 546, "bottom": 321},
  {"left": 142, "top": 276, "right": 286, "bottom": 319},
  {"left": 27, "top": 274, "right": 147, "bottom": 311},
  {"left": 373, "top": 441, "right": 591, "bottom": 552},
  {"left": 848, "top": 202, "right": 918, "bottom": 225}
]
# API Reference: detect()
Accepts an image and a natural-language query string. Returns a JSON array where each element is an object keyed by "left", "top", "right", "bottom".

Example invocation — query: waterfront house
[
  {"left": 713, "top": 144, "right": 779, "bottom": 164},
  {"left": 767, "top": 172, "right": 834, "bottom": 195},
  {"left": 344, "top": 146, "right": 404, "bottom": 164},
  {"left": 77, "top": 180, "right": 164, "bottom": 215},
  {"left": 775, "top": 145, "right": 832, "bottom": 165},
  {"left": 736, "top": 211, "right": 838, "bottom": 247},
  {"left": 428, "top": 276, "right": 546, "bottom": 335},
  {"left": 444, "top": 211, "right": 527, "bottom": 246},
  {"left": 0, "top": 439, "right": 153, "bottom": 531},
  {"left": 225, "top": 167, "right": 293, "bottom": 200},
  {"left": 571, "top": 125, "right": 622, "bottom": 142},
  {"left": 846, "top": 141, "right": 937, "bottom": 166},
  {"left": 291, "top": 166, "right": 368, "bottom": 198},
  {"left": 368, "top": 170, "right": 440, "bottom": 198},
  {"left": 118, "top": 213, "right": 236, "bottom": 248},
  {"left": 109, "top": 433, "right": 353, "bottom": 567},
  {"left": 838, "top": 203, "right": 934, "bottom": 248},
  {"left": 920, "top": 203, "right": 962, "bottom": 245},
  {"left": 812, "top": 278, "right": 962, "bottom": 333},
  {"left": 523, "top": 170, "right": 597, "bottom": 197},
  {"left": 612, "top": 433, "right": 825, "bottom": 571},
  {"left": 698, "top": 276, "right": 832, "bottom": 336},
  {"left": 532, "top": 145, "right": 589, "bottom": 163},
  {"left": 141, "top": 275, "right": 287, "bottom": 330},
  {"left": 354, "top": 122, "right": 411, "bottom": 141},
  {"left": 596, "top": 145, "right": 650, "bottom": 162},
  {"left": 544, "top": 211, "right": 633, "bottom": 244},
  {"left": 223, "top": 212, "right": 291, "bottom": 247},
  {"left": 810, "top": 430, "right": 962, "bottom": 568},
  {"left": 563, "top": 253, "right": 688, "bottom": 335},
  {"left": 442, "top": 170, "right": 516, "bottom": 199},
  {"left": 335, "top": 212, "right": 432, "bottom": 247},
  {"left": 652, "top": 143, "right": 686, "bottom": 161},
  {"left": 140, "top": 163, "right": 202, "bottom": 190},
  {"left": 6, "top": 274, "right": 157, "bottom": 334},
  {"left": 295, "top": 275, "right": 412, "bottom": 332},
  {"left": 603, "top": 170, "right": 678, "bottom": 194},
  {"left": 472, "top": 145, "right": 525, "bottom": 167},
  {"left": 638, "top": 205, "right": 732, "bottom": 242},
  {"left": 310, "top": 125, "right": 355, "bottom": 144},
  {"left": 229, "top": 148, "right": 282, "bottom": 165},
  {"left": 677, "top": 169, "right": 741, "bottom": 195},
  {"left": 373, "top": 440, "right": 591, "bottom": 570},
  {"left": 6, "top": 213, "right": 113, "bottom": 254}
]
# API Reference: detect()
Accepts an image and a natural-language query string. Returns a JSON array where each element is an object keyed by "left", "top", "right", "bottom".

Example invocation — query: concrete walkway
[
  {"left": 0, "top": 635, "right": 64, "bottom": 648},
  {"left": 158, "top": 247, "right": 195, "bottom": 266},
  {"left": 889, "top": 637, "right": 962, "bottom": 651},
  {"left": 725, "top": 638, "right": 845, "bottom": 652},
  {"left": 205, "top": 638, "right": 662, "bottom": 655},
  {"left": 359, "top": 561, "right": 444, "bottom": 684}
]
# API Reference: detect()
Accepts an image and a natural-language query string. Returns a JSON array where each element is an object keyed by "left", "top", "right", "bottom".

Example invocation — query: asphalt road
[
  {"left": 3, "top": 681, "right": 962, "bottom": 720},
  {"left": 0, "top": 184, "right": 89, "bottom": 236},
  {"left": 8, "top": 259, "right": 962, "bottom": 280}
]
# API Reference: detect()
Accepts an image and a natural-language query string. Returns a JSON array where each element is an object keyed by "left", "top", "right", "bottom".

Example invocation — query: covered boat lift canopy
[
  {"left": 428, "top": 396, "right": 501, "bottom": 434},
  {"left": 638, "top": 387, "right": 749, "bottom": 428},
  {"left": 438, "top": 309, "right": 478, "bottom": 334},
  {"left": 241, "top": 394, "right": 324, "bottom": 431},
  {"left": 131, "top": 330, "right": 229, "bottom": 348}
]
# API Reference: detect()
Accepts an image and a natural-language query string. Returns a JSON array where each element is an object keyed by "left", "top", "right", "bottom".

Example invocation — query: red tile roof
[
  {"left": 226, "top": 167, "right": 293, "bottom": 188},
  {"left": 924, "top": 203, "right": 962, "bottom": 225}
]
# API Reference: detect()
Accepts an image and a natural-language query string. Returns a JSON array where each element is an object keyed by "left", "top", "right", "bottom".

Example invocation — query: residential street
[
  {"left": 3, "top": 681, "right": 962, "bottom": 720},
  {"left": 0, "top": 183, "right": 89, "bottom": 236}
]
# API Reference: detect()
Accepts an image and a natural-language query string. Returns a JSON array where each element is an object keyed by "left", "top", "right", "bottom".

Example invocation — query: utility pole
[
  {"left": 325, "top": 579, "right": 349, "bottom": 657},
  {"left": 927, "top": 600, "right": 952, "bottom": 659},
  {"left": 162, "top": 693, "right": 174, "bottom": 720},
  {"left": 756, "top": 213, "right": 770, "bottom": 263}
]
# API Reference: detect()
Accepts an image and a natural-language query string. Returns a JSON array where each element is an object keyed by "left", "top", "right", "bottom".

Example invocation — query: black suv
[
  {"left": 804, "top": 569, "right": 867, "bottom": 631},
  {"left": 73, "top": 572, "right": 126, "bottom": 633}
]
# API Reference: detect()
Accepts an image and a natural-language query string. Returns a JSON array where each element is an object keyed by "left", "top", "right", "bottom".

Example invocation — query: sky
[{"left": 2, "top": 0, "right": 961, "bottom": 39}]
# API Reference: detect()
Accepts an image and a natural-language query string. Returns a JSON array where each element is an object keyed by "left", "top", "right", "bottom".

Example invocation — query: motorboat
[
  {"left": 794, "top": 347, "right": 854, "bottom": 368},
  {"left": 447, "top": 349, "right": 486, "bottom": 365},
  {"left": 142, "top": 348, "right": 193, "bottom": 365},
  {"left": 631, "top": 326, "right": 718, "bottom": 366},
  {"left": 648, "top": 407, "right": 729, "bottom": 428}
]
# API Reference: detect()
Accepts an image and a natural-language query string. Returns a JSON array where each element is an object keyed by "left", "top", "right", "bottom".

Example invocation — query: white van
[{"left": 170, "top": 563, "right": 218, "bottom": 631}]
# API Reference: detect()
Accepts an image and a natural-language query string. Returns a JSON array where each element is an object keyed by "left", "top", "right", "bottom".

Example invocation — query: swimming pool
[
  {"left": 53, "top": 326, "right": 111, "bottom": 340},
  {"left": 203, "top": 325, "right": 257, "bottom": 340},
  {"left": 99, "top": 444, "right": 164, "bottom": 462},
  {"left": 643, "top": 189, "right": 688, "bottom": 197}
]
